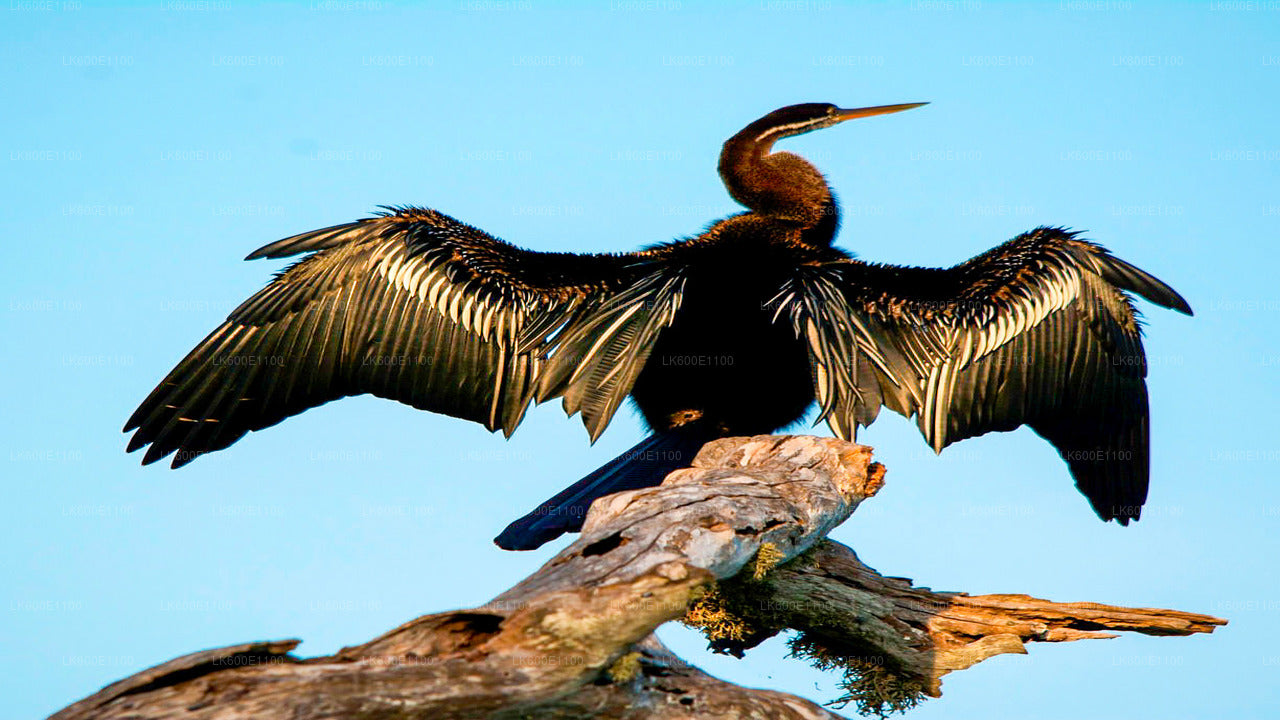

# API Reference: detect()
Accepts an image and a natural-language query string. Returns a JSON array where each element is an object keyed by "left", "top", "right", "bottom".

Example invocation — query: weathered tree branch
[{"left": 52, "top": 436, "right": 1224, "bottom": 719}]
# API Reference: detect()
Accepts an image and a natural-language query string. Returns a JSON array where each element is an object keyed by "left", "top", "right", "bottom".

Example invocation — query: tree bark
[{"left": 52, "top": 435, "right": 1225, "bottom": 720}]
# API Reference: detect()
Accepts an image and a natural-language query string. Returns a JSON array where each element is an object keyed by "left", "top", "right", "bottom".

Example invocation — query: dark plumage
[{"left": 125, "top": 102, "right": 1191, "bottom": 550}]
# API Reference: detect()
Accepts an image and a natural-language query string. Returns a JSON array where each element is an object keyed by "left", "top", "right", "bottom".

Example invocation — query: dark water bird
[{"left": 125, "top": 102, "right": 1192, "bottom": 550}]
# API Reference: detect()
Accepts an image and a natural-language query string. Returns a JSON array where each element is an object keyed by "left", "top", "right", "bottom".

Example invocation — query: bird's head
[
  {"left": 719, "top": 102, "right": 927, "bottom": 228},
  {"left": 740, "top": 102, "right": 929, "bottom": 146}
]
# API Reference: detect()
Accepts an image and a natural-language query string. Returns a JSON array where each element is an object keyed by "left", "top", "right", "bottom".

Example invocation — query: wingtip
[
  {"left": 1108, "top": 509, "right": 1139, "bottom": 526},
  {"left": 123, "top": 406, "right": 148, "bottom": 433},
  {"left": 170, "top": 450, "right": 198, "bottom": 470},
  {"left": 141, "top": 443, "right": 174, "bottom": 467},
  {"left": 1094, "top": 252, "right": 1194, "bottom": 317},
  {"left": 125, "top": 433, "right": 149, "bottom": 453},
  {"left": 1158, "top": 286, "right": 1194, "bottom": 316},
  {"left": 1094, "top": 497, "right": 1142, "bottom": 525}
]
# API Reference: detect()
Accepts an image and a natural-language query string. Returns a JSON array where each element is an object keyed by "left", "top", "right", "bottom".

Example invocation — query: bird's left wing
[
  {"left": 773, "top": 227, "right": 1192, "bottom": 522},
  {"left": 125, "top": 206, "right": 684, "bottom": 467}
]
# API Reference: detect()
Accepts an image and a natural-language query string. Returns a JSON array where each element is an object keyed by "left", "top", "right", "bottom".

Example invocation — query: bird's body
[
  {"left": 632, "top": 216, "right": 834, "bottom": 438},
  {"left": 126, "top": 102, "right": 1191, "bottom": 549}
]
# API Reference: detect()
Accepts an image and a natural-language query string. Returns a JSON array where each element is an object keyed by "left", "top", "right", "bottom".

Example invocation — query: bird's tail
[{"left": 494, "top": 429, "right": 710, "bottom": 551}]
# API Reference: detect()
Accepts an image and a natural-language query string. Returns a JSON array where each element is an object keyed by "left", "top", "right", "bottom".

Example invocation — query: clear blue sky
[{"left": 3, "top": 2, "right": 1277, "bottom": 718}]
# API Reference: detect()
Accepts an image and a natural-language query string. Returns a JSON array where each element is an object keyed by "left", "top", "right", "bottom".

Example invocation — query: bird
[{"left": 124, "top": 101, "right": 1192, "bottom": 551}]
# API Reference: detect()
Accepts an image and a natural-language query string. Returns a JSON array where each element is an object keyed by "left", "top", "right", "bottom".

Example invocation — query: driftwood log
[{"left": 52, "top": 435, "right": 1225, "bottom": 719}]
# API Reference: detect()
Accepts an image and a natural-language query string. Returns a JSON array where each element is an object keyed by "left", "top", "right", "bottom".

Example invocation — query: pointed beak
[{"left": 834, "top": 102, "right": 929, "bottom": 122}]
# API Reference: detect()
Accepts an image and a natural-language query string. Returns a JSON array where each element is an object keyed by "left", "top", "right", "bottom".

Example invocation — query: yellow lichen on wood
[
  {"left": 680, "top": 543, "right": 800, "bottom": 646},
  {"left": 751, "top": 542, "right": 785, "bottom": 581},
  {"left": 788, "top": 634, "right": 928, "bottom": 718},
  {"left": 680, "top": 585, "right": 749, "bottom": 642},
  {"left": 606, "top": 651, "right": 642, "bottom": 683}
]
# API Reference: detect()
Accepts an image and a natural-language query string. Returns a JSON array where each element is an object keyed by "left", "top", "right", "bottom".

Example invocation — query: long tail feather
[{"left": 494, "top": 429, "right": 709, "bottom": 551}]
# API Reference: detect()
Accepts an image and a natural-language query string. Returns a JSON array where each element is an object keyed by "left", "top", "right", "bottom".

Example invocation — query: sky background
[{"left": 3, "top": 2, "right": 1278, "bottom": 718}]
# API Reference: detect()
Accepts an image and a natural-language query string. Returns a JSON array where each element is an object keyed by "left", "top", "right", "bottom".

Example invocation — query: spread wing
[
  {"left": 775, "top": 227, "right": 1192, "bottom": 523},
  {"left": 125, "top": 206, "right": 684, "bottom": 468}
]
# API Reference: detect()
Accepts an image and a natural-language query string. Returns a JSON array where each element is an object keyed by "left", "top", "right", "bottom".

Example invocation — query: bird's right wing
[
  {"left": 774, "top": 227, "right": 1191, "bottom": 522},
  {"left": 125, "top": 206, "right": 685, "bottom": 467}
]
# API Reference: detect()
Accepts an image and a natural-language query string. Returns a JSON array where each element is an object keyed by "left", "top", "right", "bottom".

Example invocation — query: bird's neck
[{"left": 718, "top": 132, "right": 838, "bottom": 240}]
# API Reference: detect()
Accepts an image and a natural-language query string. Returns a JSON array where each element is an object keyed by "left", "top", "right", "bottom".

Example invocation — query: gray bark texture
[{"left": 52, "top": 435, "right": 1225, "bottom": 719}]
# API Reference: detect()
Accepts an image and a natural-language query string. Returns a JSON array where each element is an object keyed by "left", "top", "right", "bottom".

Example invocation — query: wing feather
[
  {"left": 126, "top": 207, "right": 680, "bottom": 467},
  {"left": 537, "top": 270, "right": 687, "bottom": 441},
  {"left": 779, "top": 227, "right": 1190, "bottom": 522}
]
